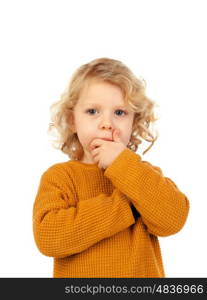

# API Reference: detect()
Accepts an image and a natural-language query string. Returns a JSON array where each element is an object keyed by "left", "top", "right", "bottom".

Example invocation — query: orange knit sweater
[{"left": 33, "top": 148, "right": 189, "bottom": 278}]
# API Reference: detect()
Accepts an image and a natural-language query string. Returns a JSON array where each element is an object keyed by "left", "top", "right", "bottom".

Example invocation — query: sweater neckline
[{"left": 70, "top": 160, "right": 101, "bottom": 169}]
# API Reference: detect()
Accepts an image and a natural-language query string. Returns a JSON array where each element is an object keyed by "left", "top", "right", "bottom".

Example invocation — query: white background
[{"left": 0, "top": 0, "right": 206, "bottom": 277}]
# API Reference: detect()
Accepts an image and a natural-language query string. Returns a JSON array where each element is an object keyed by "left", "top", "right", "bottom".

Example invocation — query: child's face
[{"left": 71, "top": 78, "right": 135, "bottom": 164}]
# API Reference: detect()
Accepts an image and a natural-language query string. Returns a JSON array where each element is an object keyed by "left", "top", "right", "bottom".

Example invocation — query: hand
[{"left": 89, "top": 129, "right": 126, "bottom": 169}]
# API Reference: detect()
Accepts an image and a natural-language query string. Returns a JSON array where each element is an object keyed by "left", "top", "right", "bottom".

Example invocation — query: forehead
[{"left": 78, "top": 79, "right": 125, "bottom": 106}]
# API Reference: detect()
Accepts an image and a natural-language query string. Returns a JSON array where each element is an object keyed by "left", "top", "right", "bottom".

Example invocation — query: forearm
[
  {"left": 33, "top": 169, "right": 135, "bottom": 258},
  {"left": 104, "top": 148, "right": 190, "bottom": 236}
]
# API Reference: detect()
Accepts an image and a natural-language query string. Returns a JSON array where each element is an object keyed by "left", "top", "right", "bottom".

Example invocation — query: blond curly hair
[{"left": 48, "top": 57, "right": 159, "bottom": 161}]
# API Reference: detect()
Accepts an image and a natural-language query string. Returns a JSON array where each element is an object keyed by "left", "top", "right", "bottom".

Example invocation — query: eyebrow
[{"left": 82, "top": 102, "right": 127, "bottom": 109}]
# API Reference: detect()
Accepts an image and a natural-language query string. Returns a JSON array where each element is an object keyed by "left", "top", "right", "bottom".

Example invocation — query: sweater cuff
[{"left": 104, "top": 148, "right": 142, "bottom": 185}]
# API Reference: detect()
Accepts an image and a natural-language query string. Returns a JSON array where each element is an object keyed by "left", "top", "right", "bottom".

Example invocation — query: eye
[
  {"left": 86, "top": 109, "right": 98, "bottom": 115},
  {"left": 115, "top": 109, "right": 127, "bottom": 116}
]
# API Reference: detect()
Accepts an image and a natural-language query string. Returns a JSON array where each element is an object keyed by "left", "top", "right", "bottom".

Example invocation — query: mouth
[{"left": 101, "top": 138, "right": 113, "bottom": 141}]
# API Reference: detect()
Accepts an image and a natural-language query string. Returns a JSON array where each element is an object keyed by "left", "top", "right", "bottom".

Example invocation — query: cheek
[
  {"left": 119, "top": 121, "right": 133, "bottom": 143},
  {"left": 76, "top": 117, "right": 92, "bottom": 133},
  {"left": 76, "top": 123, "right": 96, "bottom": 145},
  {"left": 122, "top": 130, "right": 133, "bottom": 145}
]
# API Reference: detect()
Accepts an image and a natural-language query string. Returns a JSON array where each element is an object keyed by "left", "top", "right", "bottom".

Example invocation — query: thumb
[{"left": 113, "top": 129, "right": 121, "bottom": 142}]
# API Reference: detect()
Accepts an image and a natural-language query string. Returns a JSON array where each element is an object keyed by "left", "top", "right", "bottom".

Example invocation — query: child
[{"left": 32, "top": 57, "right": 190, "bottom": 278}]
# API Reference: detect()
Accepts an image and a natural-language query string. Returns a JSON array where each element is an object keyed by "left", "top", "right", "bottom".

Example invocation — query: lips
[{"left": 101, "top": 138, "right": 113, "bottom": 141}]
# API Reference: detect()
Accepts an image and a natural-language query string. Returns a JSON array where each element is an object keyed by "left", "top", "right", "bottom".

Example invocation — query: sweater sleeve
[
  {"left": 104, "top": 148, "right": 190, "bottom": 237},
  {"left": 32, "top": 165, "right": 135, "bottom": 258}
]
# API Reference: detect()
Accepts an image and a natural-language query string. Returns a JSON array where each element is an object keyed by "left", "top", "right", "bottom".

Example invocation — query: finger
[
  {"left": 90, "top": 139, "right": 104, "bottom": 150},
  {"left": 93, "top": 153, "right": 100, "bottom": 164},
  {"left": 112, "top": 129, "right": 121, "bottom": 143},
  {"left": 90, "top": 147, "right": 100, "bottom": 157}
]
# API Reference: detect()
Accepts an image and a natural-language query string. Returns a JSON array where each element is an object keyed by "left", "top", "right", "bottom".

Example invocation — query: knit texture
[{"left": 33, "top": 148, "right": 189, "bottom": 278}]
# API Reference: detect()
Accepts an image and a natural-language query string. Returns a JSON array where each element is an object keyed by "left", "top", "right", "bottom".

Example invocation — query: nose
[
  {"left": 101, "top": 123, "right": 112, "bottom": 130},
  {"left": 99, "top": 116, "right": 113, "bottom": 131}
]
